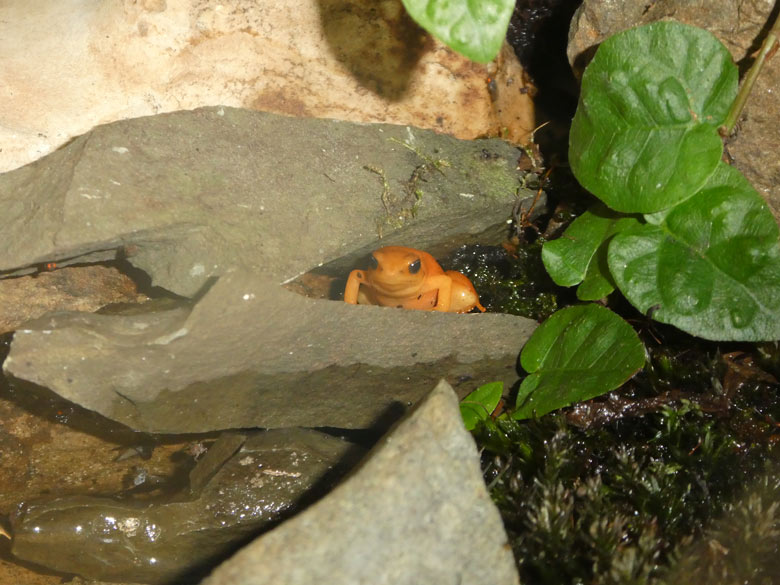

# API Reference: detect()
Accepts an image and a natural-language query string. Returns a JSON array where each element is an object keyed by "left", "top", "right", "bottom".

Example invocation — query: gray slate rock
[
  {"left": 1, "top": 109, "right": 537, "bottom": 433},
  {"left": 202, "top": 380, "right": 520, "bottom": 585},
  {"left": 5, "top": 270, "right": 534, "bottom": 432},
  {"left": 0, "top": 107, "right": 531, "bottom": 291}
]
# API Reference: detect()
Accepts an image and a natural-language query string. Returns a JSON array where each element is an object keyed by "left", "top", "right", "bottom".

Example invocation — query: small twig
[
  {"left": 364, "top": 165, "right": 392, "bottom": 215},
  {"left": 514, "top": 165, "right": 554, "bottom": 231},
  {"left": 388, "top": 137, "right": 448, "bottom": 175},
  {"left": 721, "top": 9, "right": 780, "bottom": 135}
]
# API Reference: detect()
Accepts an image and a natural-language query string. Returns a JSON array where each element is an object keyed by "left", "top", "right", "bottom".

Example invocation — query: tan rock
[
  {"left": 0, "top": 0, "right": 535, "bottom": 173},
  {"left": 0, "top": 265, "right": 146, "bottom": 334}
]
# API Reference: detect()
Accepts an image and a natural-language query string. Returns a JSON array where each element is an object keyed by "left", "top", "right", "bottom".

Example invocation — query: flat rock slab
[
  {"left": 5, "top": 271, "right": 534, "bottom": 433},
  {"left": 202, "top": 380, "right": 520, "bottom": 585},
  {"left": 0, "top": 107, "right": 529, "bottom": 293},
  {"left": 1, "top": 108, "right": 537, "bottom": 433}
]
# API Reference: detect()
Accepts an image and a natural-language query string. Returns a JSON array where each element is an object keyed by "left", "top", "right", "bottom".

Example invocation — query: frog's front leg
[
  {"left": 343, "top": 269, "right": 367, "bottom": 304},
  {"left": 421, "top": 273, "right": 453, "bottom": 312}
]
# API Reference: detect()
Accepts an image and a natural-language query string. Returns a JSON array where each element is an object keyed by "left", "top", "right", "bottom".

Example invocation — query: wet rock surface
[
  {"left": 0, "top": 378, "right": 182, "bottom": 515},
  {"left": 202, "top": 380, "right": 520, "bottom": 585},
  {"left": 12, "top": 429, "right": 362, "bottom": 584},
  {"left": 0, "top": 330, "right": 221, "bottom": 585},
  {"left": 1, "top": 107, "right": 537, "bottom": 433}
]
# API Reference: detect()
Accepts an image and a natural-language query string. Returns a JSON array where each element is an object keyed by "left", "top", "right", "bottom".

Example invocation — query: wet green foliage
[
  {"left": 570, "top": 22, "right": 737, "bottom": 214},
  {"left": 515, "top": 304, "right": 645, "bottom": 419},
  {"left": 447, "top": 243, "right": 560, "bottom": 321},
  {"left": 461, "top": 381, "right": 504, "bottom": 431},
  {"left": 472, "top": 339, "right": 780, "bottom": 584},
  {"left": 566, "top": 22, "right": 780, "bottom": 340},
  {"left": 542, "top": 202, "right": 642, "bottom": 301}
]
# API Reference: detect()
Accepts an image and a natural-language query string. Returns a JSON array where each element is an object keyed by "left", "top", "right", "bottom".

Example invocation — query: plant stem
[{"left": 721, "top": 9, "right": 780, "bottom": 135}]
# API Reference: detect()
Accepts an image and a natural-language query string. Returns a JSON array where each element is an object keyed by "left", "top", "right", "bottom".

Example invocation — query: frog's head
[{"left": 365, "top": 246, "right": 427, "bottom": 297}]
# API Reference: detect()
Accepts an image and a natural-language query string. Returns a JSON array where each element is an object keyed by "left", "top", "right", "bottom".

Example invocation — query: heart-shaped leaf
[
  {"left": 609, "top": 162, "right": 780, "bottom": 341},
  {"left": 569, "top": 21, "right": 738, "bottom": 213},
  {"left": 401, "top": 0, "right": 514, "bottom": 63},
  {"left": 514, "top": 304, "right": 645, "bottom": 419}
]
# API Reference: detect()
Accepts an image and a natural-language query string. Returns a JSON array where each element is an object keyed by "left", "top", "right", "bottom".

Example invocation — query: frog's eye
[
  {"left": 368, "top": 255, "right": 379, "bottom": 270},
  {"left": 408, "top": 259, "right": 421, "bottom": 274}
]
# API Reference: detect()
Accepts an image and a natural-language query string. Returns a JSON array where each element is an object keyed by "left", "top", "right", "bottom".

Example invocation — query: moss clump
[
  {"left": 664, "top": 459, "right": 780, "bottom": 584},
  {"left": 473, "top": 340, "right": 779, "bottom": 585}
]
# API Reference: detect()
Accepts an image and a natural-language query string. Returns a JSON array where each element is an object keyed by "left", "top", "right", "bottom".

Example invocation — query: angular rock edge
[{"left": 201, "top": 379, "right": 520, "bottom": 585}]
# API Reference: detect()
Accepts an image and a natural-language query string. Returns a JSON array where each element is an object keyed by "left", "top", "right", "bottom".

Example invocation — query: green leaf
[
  {"left": 514, "top": 304, "right": 645, "bottom": 420},
  {"left": 569, "top": 21, "right": 738, "bottom": 213},
  {"left": 401, "top": 0, "right": 514, "bottom": 63},
  {"left": 608, "top": 162, "right": 780, "bottom": 341},
  {"left": 460, "top": 381, "right": 503, "bottom": 430},
  {"left": 576, "top": 259, "right": 617, "bottom": 301},
  {"left": 542, "top": 202, "right": 642, "bottom": 300}
]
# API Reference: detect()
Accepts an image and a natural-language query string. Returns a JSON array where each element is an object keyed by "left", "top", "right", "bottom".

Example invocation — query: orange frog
[{"left": 343, "top": 246, "right": 486, "bottom": 313}]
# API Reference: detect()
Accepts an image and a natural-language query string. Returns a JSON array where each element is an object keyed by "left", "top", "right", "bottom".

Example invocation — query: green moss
[
  {"left": 473, "top": 341, "right": 779, "bottom": 585},
  {"left": 663, "top": 458, "right": 780, "bottom": 583}
]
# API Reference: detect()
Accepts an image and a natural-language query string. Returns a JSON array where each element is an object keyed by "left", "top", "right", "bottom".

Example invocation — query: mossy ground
[
  {"left": 445, "top": 191, "right": 779, "bottom": 584},
  {"left": 476, "top": 374, "right": 778, "bottom": 584},
  {"left": 457, "top": 241, "right": 779, "bottom": 583}
]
